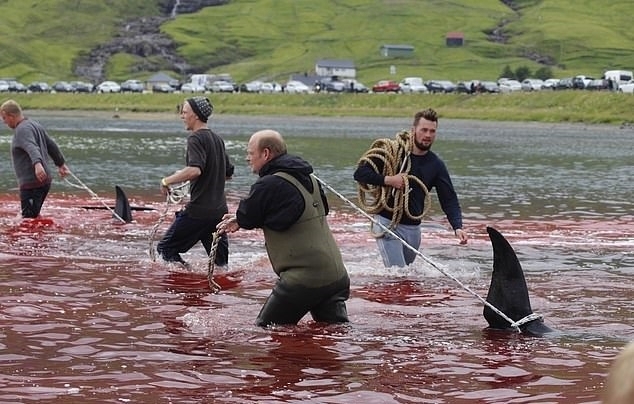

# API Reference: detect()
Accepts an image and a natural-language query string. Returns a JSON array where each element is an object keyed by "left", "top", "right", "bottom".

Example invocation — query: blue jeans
[
  {"left": 371, "top": 215, "right": 421, "bottom": 267},
  {"left": 19, "top": 183, "right": 51, "bottom": 218}
]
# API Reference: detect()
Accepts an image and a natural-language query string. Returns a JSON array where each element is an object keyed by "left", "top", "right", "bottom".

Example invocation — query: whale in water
[{"left": 484, "top": 226, "right": 557, "bottom": 336}]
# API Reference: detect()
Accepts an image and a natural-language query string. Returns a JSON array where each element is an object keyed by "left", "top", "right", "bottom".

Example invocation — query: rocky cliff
[{"left": 73, "top": 0, "right": 229, "bottom": 83}]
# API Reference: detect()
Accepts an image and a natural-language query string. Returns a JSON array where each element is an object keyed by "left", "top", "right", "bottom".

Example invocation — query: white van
[{"left": 603, "top": 70, "right": 633, "bottom": 85}]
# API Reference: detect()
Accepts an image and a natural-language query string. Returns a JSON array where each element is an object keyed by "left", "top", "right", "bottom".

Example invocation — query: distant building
[
  {"left": 315, "top": 59, "right": 356, "bottom": 79},
  {"left": 147, "top": 71, "right": 179, "bottom": 87},
  {"left": 380, "top": 44, "right": 415, "bottom": 58},
  {"left": 446, "top": 32, "right": 464, "bottom": 47}
]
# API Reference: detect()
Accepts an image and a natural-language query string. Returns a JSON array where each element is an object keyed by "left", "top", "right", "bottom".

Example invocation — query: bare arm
[{"left": 160, "top": 166, "right": 201, "bottom": 194}]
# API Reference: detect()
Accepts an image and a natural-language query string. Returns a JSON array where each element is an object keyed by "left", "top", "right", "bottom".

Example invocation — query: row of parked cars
[
  {"left": 367, "top": 75, "right": 634, "bottom": 94},
  {"left": 0, "top": 79, "right": 183, "bottom": 94},
  {"left": 4, "top": 74, "right": 632, "bottom": 96}
]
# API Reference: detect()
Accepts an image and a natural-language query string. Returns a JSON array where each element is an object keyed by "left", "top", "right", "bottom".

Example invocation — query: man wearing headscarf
[{"left": 157, "top": 97, "right": 234, "bottom": 268}]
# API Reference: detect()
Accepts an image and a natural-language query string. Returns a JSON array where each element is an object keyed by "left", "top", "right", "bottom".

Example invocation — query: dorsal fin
[{"left": 114, "top": 185, "right": 133, "bottom": 223}]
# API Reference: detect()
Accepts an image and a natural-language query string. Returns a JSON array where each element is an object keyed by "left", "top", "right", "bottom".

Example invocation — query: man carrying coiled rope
[
  {"left": 157, "top": 96, "right": 234, "bottom": 268},
  {"left": 353, "top": 108, "right": 468, "bottom": 267}
]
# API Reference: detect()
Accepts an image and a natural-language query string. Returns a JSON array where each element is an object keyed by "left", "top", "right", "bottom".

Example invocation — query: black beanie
[{"left": 186, "top": 96, "right": 213, "bottom": 122}]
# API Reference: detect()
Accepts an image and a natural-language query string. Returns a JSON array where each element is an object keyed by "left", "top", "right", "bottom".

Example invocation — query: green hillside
[{"left": 0, "top": 0, "right": 633, "bottom": 84}]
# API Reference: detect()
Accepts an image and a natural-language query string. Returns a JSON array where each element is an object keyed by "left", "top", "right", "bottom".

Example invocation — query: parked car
[
  {"left": 555, "top": 77, "right": 574, "bottom": 90},
  {"left": 52, "top": 81, "right": 75, "bottom": 93},
  {"left": 479, "top": 81, "right": 501, "bottom": 93},
  {"left": 207, "top": 80, "right": 235, "bottom": 93},
  {"left": 618, "top": 80, "right": 634, "bottom": 93},
  {"left": 572, "top": 75, "right": 593, "bottom": 90},
  {"left": 425, "top": 80, "right": 456, "bottom": 93},
  {"left": 521, "top": 78, "right": 544, "bottom": 91},
  {"left": 28, "top": 81, "right": 51, "bottom": 92},
  {"left": 240, "top": 80, "right": 263, "bottom": 93},
  {"left": 96, "top": 81, "right": 121, "bottom": 93},
  {"left": 342, "top": 79, "right": 369, "bottom": 93},
  {"left": 0, "top": 80, "right": 9, "bottom": 92},
  {"left": 180, "top": 82, "right": 206, "bottom": 93},
  {"left": 498, "top": 79, "right": 522, "bottom": 93},
  {"left": 120, "top": 79, "right": 145, "bottom": 93},
  {"left": 259, "top": 82, "right": 282, "bottom": 93},
  {"left": 70, "top": 81, "right": 94, "bottom": 93},
  {"left": 152, "top": 83, "right": 175, "bottom": 93},
  {"left": 284, "top": 80, "right": 311, "bottom": 94},
  {"left": 456, "top": 80, "right": 478, "bottom": 94},
  {"left": 7, "top": 80, "right": 28, "bottom": 92},
  {"left": 585, "top": 79, "right": 609, "bottom": 91},
  {"left": 399, "top": 77, "right": 428, "bottom": 93},
  {"left": 318, "top": 77, "right": 346, "bottom": 93},
  {"left": 542, "top": 78, "right": 559, "bottom": 90},
  {"left": 371, "top": 80, "right": 400, "bottom": 93}
]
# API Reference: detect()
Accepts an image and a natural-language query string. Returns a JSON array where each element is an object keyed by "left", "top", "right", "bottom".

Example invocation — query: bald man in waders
[{"left": 217, "top": 129, "right": 350, "bottom": 327}]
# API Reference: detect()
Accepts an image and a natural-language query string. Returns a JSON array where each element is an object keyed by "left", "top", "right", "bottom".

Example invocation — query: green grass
[
  {"left": 1, "top": 1, "right": 633, "bottom": 85},
  {"left": 9, "top": 91, "right": 634, "bottom": 125}
]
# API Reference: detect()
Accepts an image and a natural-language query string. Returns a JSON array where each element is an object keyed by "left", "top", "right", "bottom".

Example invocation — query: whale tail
[{"left": 485, "top": 226, "right": 556, "bottom": 336}]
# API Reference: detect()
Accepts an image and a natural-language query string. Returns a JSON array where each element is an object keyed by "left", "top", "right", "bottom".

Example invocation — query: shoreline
[{"left": 27, "top": 109, "right": 633, "bottom": 134}]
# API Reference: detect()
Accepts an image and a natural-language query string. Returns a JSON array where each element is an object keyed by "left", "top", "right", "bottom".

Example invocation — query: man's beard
[{"left": 414, "top": 139, "right": 431, "bottom": 151}]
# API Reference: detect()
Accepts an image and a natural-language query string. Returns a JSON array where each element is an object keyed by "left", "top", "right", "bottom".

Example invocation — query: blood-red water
[{"left": 0, "top": 191, "right": 631, "bottom": 404}]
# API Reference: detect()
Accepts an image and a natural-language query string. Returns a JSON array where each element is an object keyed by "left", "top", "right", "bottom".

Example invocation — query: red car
[{"left": 372, "top": 80, "right": 401, "bottom": 93}]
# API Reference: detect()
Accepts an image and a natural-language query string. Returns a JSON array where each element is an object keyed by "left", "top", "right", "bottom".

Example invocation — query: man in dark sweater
[
  {"left": 157, "top": 96, "right": 234, "bottom": 267},
  {"left": 354, "top": 108, "right": 468, "bottom": 267},
  {"left": 217, "top": 129, "right": 350, "bottom": 327},
  {"left": 1, "top": 99, "right": 70, "bottom": 218}
]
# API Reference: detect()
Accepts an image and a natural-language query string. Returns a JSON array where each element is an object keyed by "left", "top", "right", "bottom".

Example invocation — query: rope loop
[
  {"left": 356, "top": 130, "right": 431, "bottom": 236},
  {"left": 510, "top": 313, "right": 544, "bottom": 330},
  {"left": 148, "top": 181, "right": 190, "bottom": 261}
]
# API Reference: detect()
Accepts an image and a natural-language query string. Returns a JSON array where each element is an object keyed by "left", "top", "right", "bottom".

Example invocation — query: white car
[
  {"left": 521, "top": 78, "right": 544, "bottom": 91},
  {"left": 259, "top": 82, "right": 282, "bottom": 93},
  {"left": 619, "top": 80, "right": 634, "bottom": 93},
  {"left": 180, "top": 82, "right": 206, "bottom": 93},
  {"left": 208, "top": 80, "right": 235, "bottom": 93},
  {"left": 240, "top": 80, "right": 263, "bottom": 93},
  {"left": 399, "top": 77, "right": 428, "bottom": 93},
  {"left": 96, "top": 81, "right": 121, "bottom": 93},
  {"left": 285, "top": 80, "right": 311, "bottom": 94},
  {"left": 498, "top": 79, "right": 522, "bottom": 93},
  {"left": 542, "top": 78, "right": 559, "bottom": 90}
]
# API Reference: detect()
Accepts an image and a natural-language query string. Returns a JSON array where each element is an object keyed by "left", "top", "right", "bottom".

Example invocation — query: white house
[{"left": 315, "top": 59, "right": 356, "bottom": 79}]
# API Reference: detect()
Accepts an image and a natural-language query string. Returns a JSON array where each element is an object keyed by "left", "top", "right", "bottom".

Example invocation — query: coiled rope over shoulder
[{"left": 356, "top": 130, "right": 431, "bottom": 234}]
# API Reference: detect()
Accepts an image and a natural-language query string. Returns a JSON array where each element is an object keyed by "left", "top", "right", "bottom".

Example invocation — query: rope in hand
[
  {"left": 64, "top": 170, "right": 127, "bottom": 224},
  {"left": 313, "top": 173, "right": 530, "bottom": 333},
  {"left": 206, "top": 232, "right": 222, "bottom": 293},
  {"left": 356, "top": 130, "right": 431, "bottom": 236},
  {"left": 148, "top": 181, "right": 190, "bottom": 261}
]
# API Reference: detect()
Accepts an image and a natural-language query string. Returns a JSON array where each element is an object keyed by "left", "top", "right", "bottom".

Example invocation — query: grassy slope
[
  {"left": 1, "top": 0, "right": 633, "bottom": 85},
  {"left": 0, "top": 0, "right": 158, "bottom": 81}
]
